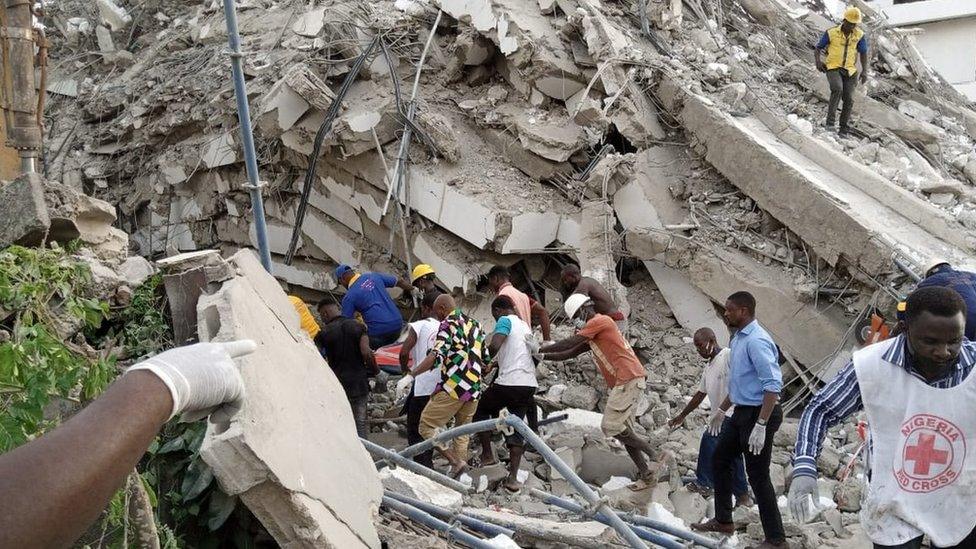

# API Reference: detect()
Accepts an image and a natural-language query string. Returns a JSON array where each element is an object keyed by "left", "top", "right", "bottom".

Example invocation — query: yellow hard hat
[
  {"left": 843, "top": 6, "right": 862, "bottom": 24},
  {"left": 411, "top": 263, "right": 435, "bottom": 283}
]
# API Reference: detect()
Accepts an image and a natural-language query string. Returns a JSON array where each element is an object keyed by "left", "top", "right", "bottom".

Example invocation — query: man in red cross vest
[{"left": 789, "top": 286, "right": 976, "bottom": 548}]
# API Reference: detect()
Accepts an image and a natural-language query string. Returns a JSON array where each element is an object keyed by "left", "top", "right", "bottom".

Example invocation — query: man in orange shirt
[
  {"left": 487, "top": 265, "right": 552, "bottom": 341},
  {"left": 540, "top": 294, "right": 657, "bottom": 489}
]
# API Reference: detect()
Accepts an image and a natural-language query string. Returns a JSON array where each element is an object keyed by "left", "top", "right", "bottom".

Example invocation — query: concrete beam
[
  {"left": 664, "top": 82, "right": 976, "bottom": 274},
  {"left": 198, "top": 250, "right": 382, "bottom": 548},
  {"left": 687, "top": 246, "right": 850, "bottom": 366}
]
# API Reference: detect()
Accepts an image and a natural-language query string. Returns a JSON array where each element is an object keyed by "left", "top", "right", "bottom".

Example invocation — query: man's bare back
[{"left": 573, "top": 277, "right": 618, "bottom": 316}]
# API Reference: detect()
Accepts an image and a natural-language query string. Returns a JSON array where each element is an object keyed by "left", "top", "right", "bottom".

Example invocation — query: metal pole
[
  {"left": 397, "top": 418, "right": 504, "bottom": 460},
  {"left": 221, "top": 0, "right": 272, "bottom": 273},
  {"left": 531, "top": 489, "right": 716, "bottom": 549},
  {"left": 361, "top": 438, "right": 472, "bottom": 494},
  {"left": 502, "top": 414, "right": 648, "bottom": 549},
  {"left": 3, "top": 0, "right": 42, "bottom": 172},
  {"left": 385, "top": 491, "right": 515, "bottom": 539},
  {"left": 381, "top": 496, "right": 497, "bottom": 549}
]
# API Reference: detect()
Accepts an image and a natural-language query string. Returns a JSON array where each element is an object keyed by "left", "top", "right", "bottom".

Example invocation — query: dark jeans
[
  {"left": 697, "top": 419, "right": 749, "bottom": 496},
  {"left": 714, "top": 404, "right": 785, "bottom": 543},
  {"left": 368, "top": 329, "right": 401, "bottom": 350},
  {"left": 826, "top": 68, "right": 857, "bottom": 130},
  {"left": 875, "top": 528, "right": 976, "bottom": 549},
  {"left": 349, "top": 394, "right": 369, "bottom": 439},
  {"left": 406, "top": 392, "right": 434, "bottom": 468}
]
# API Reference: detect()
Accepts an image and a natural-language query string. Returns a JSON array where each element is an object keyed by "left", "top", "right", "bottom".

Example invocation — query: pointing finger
[{"left": 219, "top": 339, "right": 258, "bottom": 358}]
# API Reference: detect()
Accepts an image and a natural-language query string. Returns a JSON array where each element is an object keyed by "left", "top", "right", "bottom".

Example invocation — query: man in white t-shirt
[
  {"left": 397, "top": 291, "right": 443, "bottom": 468},
  {"left": 669, "top": 327, "right": 751, "bottom": 505},
  {"left": 473, "top": 295, "right": 539, "bottom": 492}
]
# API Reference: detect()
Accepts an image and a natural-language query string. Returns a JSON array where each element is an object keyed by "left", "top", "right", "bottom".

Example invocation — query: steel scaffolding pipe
[
  {"left": 501, "top": 414, "right": 648, "bottom": 549},
  {"left": 381, "top": 495, "right": 497, "bottom": 549},
  {"left": 220, "top": 0, "right": 273, "bottom": 273},
  {"left": 531, "top": 489, "right": 725, "bottom": 549},
  {"left": 361, "top": 438, "right": 473, "bottom": 494},
  {"left": 384, "top": 491, "right": 514, "bottom": 539},
  {"left": 531, "top": 489, "right": 693, "bottom": 549},
  {"left": 397, "top": 417, "right": 505, "bottom": 460}
]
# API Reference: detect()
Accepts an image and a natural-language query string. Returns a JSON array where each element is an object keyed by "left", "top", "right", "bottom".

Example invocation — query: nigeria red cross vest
[{"left": 854, "top": 337, "right": 976, "bottom": 547}]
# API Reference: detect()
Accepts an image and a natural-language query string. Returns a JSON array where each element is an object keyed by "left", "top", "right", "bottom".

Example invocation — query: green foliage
[
  {"left": 0, "top": 245, "right": 112, "bottom": 452},
  {"left": 113, "top": 274, "right": 171, "bottom": 360}
]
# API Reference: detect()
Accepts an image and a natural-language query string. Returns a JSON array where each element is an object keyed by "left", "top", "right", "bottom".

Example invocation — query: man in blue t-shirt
[{"left": 336, "top": 264, "right": 414, "bottom": 349}]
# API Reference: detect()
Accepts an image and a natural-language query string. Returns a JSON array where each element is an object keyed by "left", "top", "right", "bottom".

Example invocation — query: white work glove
[
  {"left": 787, "top": 474, "right": 821, "bottom": 524},
  {"left": 524, "top": 333, "right": 541, "bottom": 355},
  {"left": 395, "top": 374, "right": 414, "bottom": 401},
  {"left": 748, "top": 422, "right": 767, "bottom": 455},
  {"left": 127, "top": 340, "right": 256, "bottom": 422},
  {"left": 707, "top": 409, "right": 725, "bottom": 436}
]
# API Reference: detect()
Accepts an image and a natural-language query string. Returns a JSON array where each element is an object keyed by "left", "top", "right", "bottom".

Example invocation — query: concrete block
[
  {"left": 249, "top": 220, "right": 303, "bottom": 256},
  {"left": 118, "top": 256, "right": 155, "bottom": 287},
  {"left": 380, "top": 467, "right": 464, "bottom": 512},
  {"left": 0, "top": 173, "right": 50, "bottom": 248},
  {"left": 301, "top": 209, "right": 361, "bottom": 267},
  {"left": 412, "top": 230, "right": 503, "bottom": 294},
  {"left": 200, "top": 133, "right": 237, "bottom": 169},
  {"left": 541, "top": 408, "right": 605, "bottom": 439},
  {"left": 199, "top": 250, "right": 382, "bottom": 548},
  {"left": 460, "top": 508, "right": 621, "bottom": 547},
  {"left": 272, "top": 256, "right": 336, "bottom": 292},
  {"left": 479, "top": 128, "right": 574, "bottom": 181},
  {"left": 95, "top": 0, "right": 130, "bottom": 30},
  {"left": 580, "top": 443, "right": 638, "bottom": 485}
]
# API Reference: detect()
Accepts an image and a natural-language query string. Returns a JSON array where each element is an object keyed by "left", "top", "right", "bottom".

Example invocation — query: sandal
[
  {"left": 503, "top": 480, "right": 522, "bottom": 494},
  {"left": 627, "top": 478, "right": 652, "bottom": 491},
  {"left": 449, "top": 464, "right": 469, "bottom": 479}
]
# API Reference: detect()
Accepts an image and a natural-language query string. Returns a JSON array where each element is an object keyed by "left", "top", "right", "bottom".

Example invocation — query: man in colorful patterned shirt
[{"left": 411, "top": 294, "right": 490, "bottom": 478}]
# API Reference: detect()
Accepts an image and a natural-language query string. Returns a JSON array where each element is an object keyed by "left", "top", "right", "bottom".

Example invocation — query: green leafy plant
[{"left": 0, "top": 244, "right": 112, "bottom": 451}]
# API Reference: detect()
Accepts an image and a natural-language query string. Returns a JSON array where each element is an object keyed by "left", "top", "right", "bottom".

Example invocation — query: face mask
[{"left": 573, "top": 318, "right": 586, "bottom": 329}]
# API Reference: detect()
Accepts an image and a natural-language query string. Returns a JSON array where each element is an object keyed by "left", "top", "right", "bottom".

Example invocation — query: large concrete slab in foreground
[{"left": 196, "top": 250, "right": 382, "bottom": 548}]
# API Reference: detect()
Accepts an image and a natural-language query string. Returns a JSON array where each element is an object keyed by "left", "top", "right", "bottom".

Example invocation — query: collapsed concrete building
[{"left": 22, "top": 0, "right": 976, "bottom": 545}]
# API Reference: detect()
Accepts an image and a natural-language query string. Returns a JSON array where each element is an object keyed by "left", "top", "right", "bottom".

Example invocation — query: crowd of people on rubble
[{"left": 3, "top": 250, "right": 976, "bottom": 549}]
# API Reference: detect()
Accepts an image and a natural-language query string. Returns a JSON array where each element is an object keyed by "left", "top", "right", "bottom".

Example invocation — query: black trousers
[
  {"left": 406, "top": 393, "right": 433, "bottom": 468},
  {"left": 826, "top": 68, "right": 857, "bottom": 130},
  {"left": 875, "top": 528, "right": 976, "bottom": 549},
  {"left": 713, "top": 404, "right": 785, "bottom": 543},
  {"left": 473, "top": 384, "right": 536, "bottom": 446}
]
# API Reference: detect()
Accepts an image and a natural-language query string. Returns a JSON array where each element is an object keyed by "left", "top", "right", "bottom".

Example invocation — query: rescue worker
[
  {"left": 335, "top": 264, "right": 414, "bottom": 349},
  {"left": 917, "top": 260, "right": 976, "bottom": 341},
  {"left": 560, "top": 263, "right": 628, "bottom": 334},
  {"left": 410, "top": 263, "right": 440, "bottom": 297},
  {"left": 668, "top": 327, "right": 752, "bottom": 507},
  {"left": 486, "top": 265, "right": 552, "bottom": 341},
  {"left": 539, "top": 294, "right": 659, "bottom": 490},
  {"left": 790, "top": 286, "right": 976, "bottom": 548},
  {"left": 410, "top": 294, "right": 490, "bottom": 479},
  {"left": 473, "top": 296, "right": 539, "bottom": 493},
  {"left": 693, "top": 292, "right": 786, "bottom": 549},
  {"left": 814, "top": 6, "right": 869, "bottom": 136},
  {"left": 396, "top": 290, "right": 442, "bottom": 469}
]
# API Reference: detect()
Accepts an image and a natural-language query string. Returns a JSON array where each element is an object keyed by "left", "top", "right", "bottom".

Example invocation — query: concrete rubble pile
[{"left": 32, "top": 0, "right": 976, "bottom": 545}]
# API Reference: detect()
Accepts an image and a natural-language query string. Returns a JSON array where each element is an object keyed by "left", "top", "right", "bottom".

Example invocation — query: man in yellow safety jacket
[{"left": 814, "top": 6, "right": 869, "bottom": 136}]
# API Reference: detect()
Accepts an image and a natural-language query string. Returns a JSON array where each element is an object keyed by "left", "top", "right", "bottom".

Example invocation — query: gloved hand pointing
[
  {"left": 127, "top": 340, "right": 256, "bottom": 422},
  {"left": 788, "top": 474, "right": 821, "bottom": 524}
]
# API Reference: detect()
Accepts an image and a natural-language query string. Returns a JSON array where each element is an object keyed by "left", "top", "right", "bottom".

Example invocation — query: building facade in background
[{"left": 871, "top": 0, "right": 976, "bottom": 101}]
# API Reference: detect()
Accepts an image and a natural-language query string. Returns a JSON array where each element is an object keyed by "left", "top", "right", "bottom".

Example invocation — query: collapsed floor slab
[
  {"left": 660, "top": 80, "right": 976, "bottom": 274},
  {"left": 185, "top": 250, "right": 382, "bottom": 548}
]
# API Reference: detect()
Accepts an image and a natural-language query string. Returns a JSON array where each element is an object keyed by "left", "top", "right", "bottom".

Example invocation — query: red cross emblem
[{"left": 893, "top": 414, "right": 966, "bottom": 493}]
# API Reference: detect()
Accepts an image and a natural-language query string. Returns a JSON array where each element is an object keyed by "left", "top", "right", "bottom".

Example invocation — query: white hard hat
[
  {"left": 564, "top": 293, "right": 592, "bottom": 319},
  {"left": 922, "top": 258, "right": 950, "bottom": 277}
]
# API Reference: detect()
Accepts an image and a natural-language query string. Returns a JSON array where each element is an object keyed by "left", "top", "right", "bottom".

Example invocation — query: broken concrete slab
[
  {"left": 95, "top": 0, "right": 131, "bottom": 31},
  {"left": 461, "top": 508, "right": 623, "bottom": 548},
  {"left": 687, "top": 246, "right": 849, "bottom": 365},
  {"left": 663, "top": 82, "right": 976, "bottom": 275},
  {"left": 0, "top": 173, "right": 51, "bottom": 249},
  {"left": 511, "top": 115, "right": 586, "bottom": 163},
  {"left": 380, "top": 467, "right": 464, "bottom": 512},
  {"left": 579, "top": 200, "right": 630, "bottom": 319},
  {"left": 198, "top": 250, "right": 382, "bottom": 548},
  {"left": 642, "top": 261, "right": 730, "bottom": 347}
]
